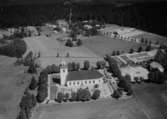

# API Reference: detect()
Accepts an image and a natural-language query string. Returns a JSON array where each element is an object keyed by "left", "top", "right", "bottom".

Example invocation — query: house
[{"left": 120, "top": 66, "right": 149, "bottom": 82}]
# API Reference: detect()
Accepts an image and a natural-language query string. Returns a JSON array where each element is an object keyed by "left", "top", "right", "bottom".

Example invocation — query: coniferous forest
[{"left": 0, "top": 1, "right": 167, "bottom": 36}]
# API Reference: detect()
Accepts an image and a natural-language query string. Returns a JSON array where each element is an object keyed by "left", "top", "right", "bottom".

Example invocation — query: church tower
[{"left": 60, "top": 60, "right": 68, "bottom": 86}]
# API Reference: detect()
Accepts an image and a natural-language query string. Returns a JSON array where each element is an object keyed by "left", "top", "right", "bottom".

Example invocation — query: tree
[
  {"left": 20, "top": 93, "right": 37, "bottom": 110},
  {"left": 64, "top": 93, "right": 69, "bottom": 102},
  {"left": 112, "top": 51, "right": 116, "bottom": 56},
  {"left": 118, "top": 76, "right": 132, "bottom": 93},
  {"left": 83, "top": 60, "right": 90, "bottom": 70},
  {"left": 23, "top": 51, "right": 34, "bottom": 66},
  {"left": 29, "top": 76, "right": 38, "bottom": 90},
  {"left": 77, "top": 88, "right": 91, "bottom": 101},
  {"left": 129, "top": 48, "right": 134, "bottom": 54},
  {"left": 77, "top": 39, "right": 82, "bottom": 46},
  {"left": 70, "top": 92, "right": 77, "bottom": 101},
  {"left": 116, "top": 51, "right": 120, "bottom": 55},
  {"left": 56, "top": 92, "right": 64, "bottom": 103},
  {"left": 17, "top": 109, "right": 27, "bottom": 119},
  {"left": 91, "top": 89, "right": 101, "bottom": 100},
  {"left": 51, "top": 64, "right": 60, "bottom": 73},
  {"left": 68, "top": 62, "right": 73, "bottom": 71},
  {"left": 108, "top": 57, "right": 121, "bottom": 78},
  {"left": 137, "top": 46, "right": 143, "bottom": 52},
  {"left": 96, "top": 61, "right": 106, "bottom": 69},
  {"left": 65, "top": 39, "right": 73, "bottom": 47},
  {"left": 36, "top": 88, "right": 47, "bottom": 103},
  {"left": 28, "top": 63, "right": 37, "bottom": 74},
  {"left": 145, "top": 45, "right": 151, "bottom": 51},
  {"left": 112, "top": 89, "right": 122, "bottom": 99},
  {"left": 148, "top": 69, "right": 166, "bottom": 84}
]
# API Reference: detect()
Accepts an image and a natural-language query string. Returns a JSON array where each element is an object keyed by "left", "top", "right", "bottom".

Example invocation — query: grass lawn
[
  {"left": 82, "top": 35, "right": 147, "bottom": 57},
  {"left": 32, "top": 98, "right": 148, "bottom": 119},
  {"left": 24, "top": 35, "right": 102, "bottom": 68},
  {"left": 0, "top": 56, "right": 31, "bottom": 119}
]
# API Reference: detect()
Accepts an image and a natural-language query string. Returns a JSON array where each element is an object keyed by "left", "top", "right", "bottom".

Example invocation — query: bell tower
[{"left": 60, "top": 60, "right": 68, "bottom": 86}]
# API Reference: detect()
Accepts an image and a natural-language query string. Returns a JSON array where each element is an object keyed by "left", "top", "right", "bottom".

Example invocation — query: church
[{"left": 49, "top": 60, "right": 104, "bottom": 90}]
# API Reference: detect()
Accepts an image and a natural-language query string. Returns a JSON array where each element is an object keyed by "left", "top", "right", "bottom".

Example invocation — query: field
[
  {"left": 82, "top": 35, "right": 146, "bottom": 57},
  {"left": 24, "top": 34, "right": 147, "bottom": 68},
  {"left": 0, "top": 56, "right": 31, "bottom": 119},
  {"left": 24, "top": 35, "right": 102, "bottom": 68},
  {"left": 32, "top": 83, "right": 167, "bottom": 119}
]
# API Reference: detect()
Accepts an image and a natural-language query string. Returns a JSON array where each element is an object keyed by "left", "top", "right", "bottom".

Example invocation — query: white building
[
  {"left": 120, "top": 66, "right": 149, "bottom": 82},
  {"left": 49, "top": 61, "right": 104, "bottom": 91}
]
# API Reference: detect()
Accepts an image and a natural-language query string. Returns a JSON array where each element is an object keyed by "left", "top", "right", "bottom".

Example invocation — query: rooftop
[{"left": 66, "top": 70, "right": 103, "bottom": 81}]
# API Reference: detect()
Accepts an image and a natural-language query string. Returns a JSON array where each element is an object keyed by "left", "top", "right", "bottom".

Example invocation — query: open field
[
  {"left": 32, "top": 83, "right": 167, "bottom": 119},
  {"left": 0, "top": 56, "right": 31, "bottom": 119},
  {"left": 82, "top": 35, "right": 147, "bottom": 57},
  {"left": 24, "top": 35, "right": 102, "bottom": 68}
]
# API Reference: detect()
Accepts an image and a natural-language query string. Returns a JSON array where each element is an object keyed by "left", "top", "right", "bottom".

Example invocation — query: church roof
[{"left": 66, "top": 70, "right": 103, "bottom": 81}]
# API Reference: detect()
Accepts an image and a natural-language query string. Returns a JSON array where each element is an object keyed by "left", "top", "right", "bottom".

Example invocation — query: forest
[{"left": 0, "top": 1, "right": 167, "bottom": 36}]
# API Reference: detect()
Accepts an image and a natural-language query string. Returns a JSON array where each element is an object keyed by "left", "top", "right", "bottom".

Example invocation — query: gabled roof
[{"left": 66, "top": 70, "right": 103, "bottom": 81}]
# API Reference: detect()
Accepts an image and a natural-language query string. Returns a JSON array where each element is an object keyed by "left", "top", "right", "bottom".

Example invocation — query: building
[
  {"left": 49, "top": 61, "right": 104, "bottom": 91},
  {"left": 99, "top": 25, "right": 143, "bottom": 43},
  {"left": 120, "top": 66, "right": 149, "bottom": 82},
  {"left": 112, "top": 50, "right": 158, "bottom": 66}
]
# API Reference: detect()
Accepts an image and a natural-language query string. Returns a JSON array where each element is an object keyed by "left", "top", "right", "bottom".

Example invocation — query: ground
[
  {"left": 0, "top": 56, "right": 31, "bottom": 119},
  {"left": 32, "top": 83, "right": 167, "bottom": 119}
]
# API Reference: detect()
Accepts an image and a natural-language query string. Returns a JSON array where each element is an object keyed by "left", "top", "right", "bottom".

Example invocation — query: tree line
[{"left": 0, "top": 2, "right": 167, "bottom": 36}]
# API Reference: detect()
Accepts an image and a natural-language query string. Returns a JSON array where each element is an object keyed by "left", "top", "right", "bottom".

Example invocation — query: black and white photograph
[{"left": 0, "top": 0, "right": 167, "bottom": 119}]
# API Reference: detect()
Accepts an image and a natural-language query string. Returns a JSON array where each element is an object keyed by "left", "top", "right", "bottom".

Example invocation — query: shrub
[
  {"left": 29, "top": 76, "right": 38, "bottom": 90},
  {"left": 112, "top": 89, "right": 122, "bottom": 99},
  {"left": 56, "top": 92, "right": 64, "bottom": 103},
  {"left": 70, "top": 92, "right": 77, "bottom": 101},
  {"left": 77, "top": 88, "right": 91, "bottom": 101},
  {"left": 92, "top": 89, "right": 101, "bottom": 100}
]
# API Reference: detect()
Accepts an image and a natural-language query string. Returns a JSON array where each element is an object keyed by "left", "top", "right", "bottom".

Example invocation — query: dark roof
[{"left": 66, "top": 70, "right": 103, "bottom": 81}]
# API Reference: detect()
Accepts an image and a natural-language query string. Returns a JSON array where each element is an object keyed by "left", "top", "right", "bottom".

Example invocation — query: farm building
[
  {"left": 99, "top": 25, "right": 143, "bottom": 43},
  {"left": 112, "top": 50, "right": 158, "bottom": 66},
  {"left": 120, "top": 66, "right": 149, "bottom": 82}
]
